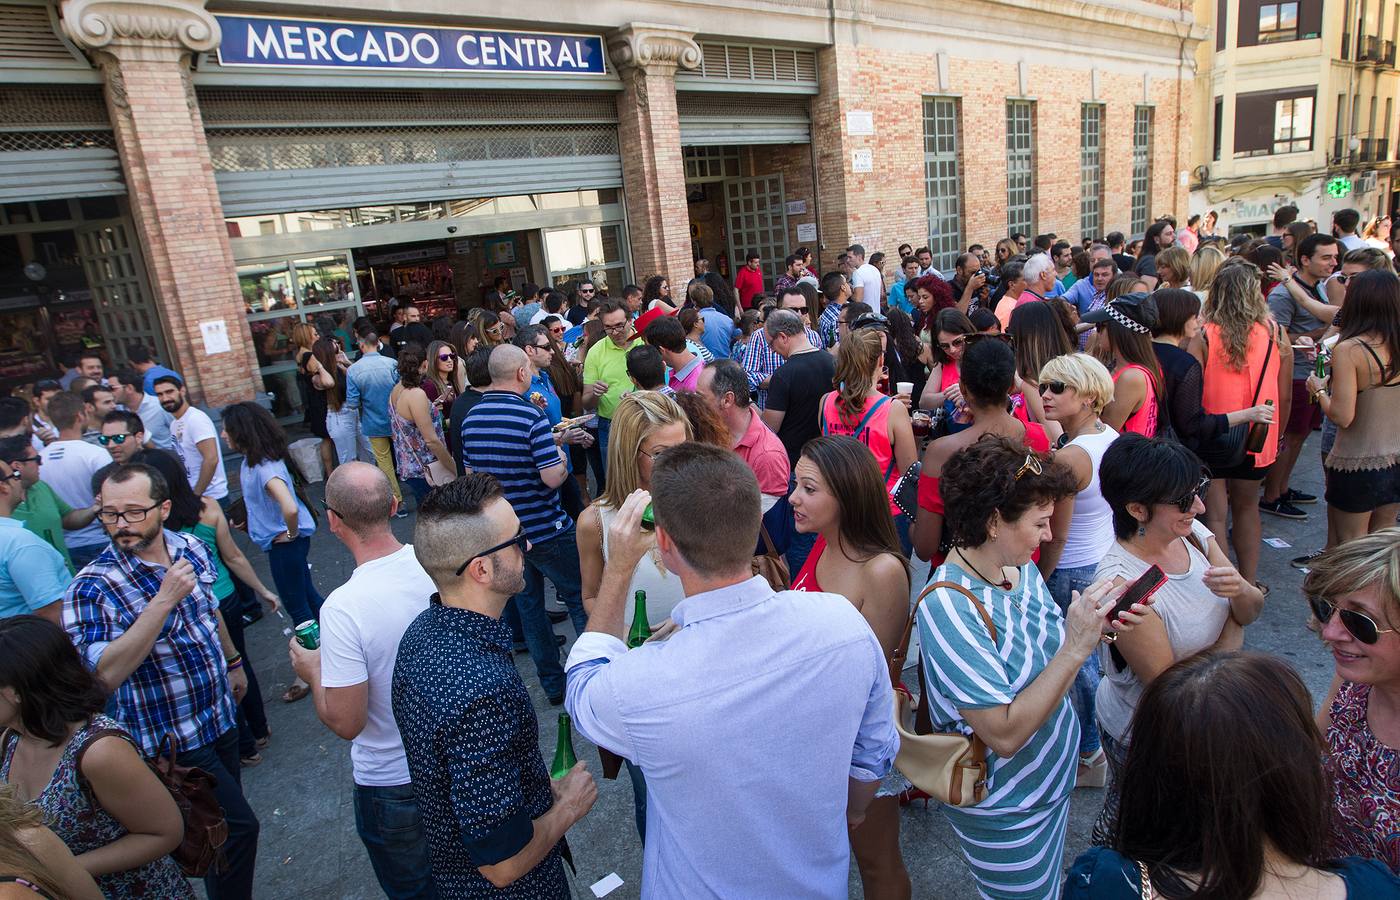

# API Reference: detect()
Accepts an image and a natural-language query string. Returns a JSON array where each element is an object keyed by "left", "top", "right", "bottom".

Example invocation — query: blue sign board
[{"left": 214, "top": 15, "right": 607, "bottom": 75}]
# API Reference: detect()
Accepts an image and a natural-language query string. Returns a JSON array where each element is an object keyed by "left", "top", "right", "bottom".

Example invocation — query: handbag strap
[
  {"left": 1249, "top": 324, "right": 1275, "bottom": 406},
  {"left": 889, "top": 579, "right": 998, "bottom": 687},
  {"left": 759, "top": 523, "right": 778, "bottom": 557},
  {"left": 1136, "top": 860, "right": 1153, "bottom": 900}
]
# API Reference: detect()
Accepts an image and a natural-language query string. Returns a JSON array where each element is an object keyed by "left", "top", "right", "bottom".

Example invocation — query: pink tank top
[
  {"left": 819, "top": 392, "right": 901, "bottom": 515},
  {"left": 1114, "top": 363, "right": 1159, "bottom": 437}
]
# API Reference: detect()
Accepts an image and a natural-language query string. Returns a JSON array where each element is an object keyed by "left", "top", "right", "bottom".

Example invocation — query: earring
[{"left": 1136, "top": 524, "right": 1146, "bottom": 537}]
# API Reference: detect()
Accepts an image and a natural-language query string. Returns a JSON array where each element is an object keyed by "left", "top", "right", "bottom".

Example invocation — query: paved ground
[{"left": 227, "top": 435, "right": 1338, "bottom": 900}]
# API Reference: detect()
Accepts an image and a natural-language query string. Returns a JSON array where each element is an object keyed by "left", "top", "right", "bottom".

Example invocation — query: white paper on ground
[
  {"left": 1263, "top": 537, "right": 1292, "bottom": 548},
  {"left": 591, "top": 873, "right": 624, "bottom": 897}
]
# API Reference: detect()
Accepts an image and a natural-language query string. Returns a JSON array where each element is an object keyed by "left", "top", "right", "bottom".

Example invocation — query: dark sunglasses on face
[
  {"left": 1038, "top": 381, "right": 1068, "bottom": 395},
  {"left": 938, "top": 336, "right": 967, "bottom": 352},
  {"left": 437, "top": 353, "right": 454, "bottom": 362},
  {"left": 455, "top": 528, "right": 529, "bottom": 576},
  {"left": 98, "top": 432, "right": 132, "bottom": 446},
  {"left": 1168, "top": 475, "right": 1210, "bottom": 513},
  {"left": 1310, "top": 595, "right": 1397, "bottom": 644}
]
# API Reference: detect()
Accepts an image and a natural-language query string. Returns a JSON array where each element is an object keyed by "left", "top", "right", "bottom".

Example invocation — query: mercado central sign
[{"left": 214, "top": 15, "right": 608, "bottom": 74}]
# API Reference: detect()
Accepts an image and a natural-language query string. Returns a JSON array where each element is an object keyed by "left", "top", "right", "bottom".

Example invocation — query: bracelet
[
  {"left": 226, "top": 654, "right": 243, "bottom": 671},
  {"left": 1100, "top": 633, "right": 1118, "bottom": 644}
]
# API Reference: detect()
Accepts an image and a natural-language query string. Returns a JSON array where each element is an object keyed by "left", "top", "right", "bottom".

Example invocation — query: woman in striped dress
[{"left": 917, "top": 434, "right": 1151, "bottom": 899}]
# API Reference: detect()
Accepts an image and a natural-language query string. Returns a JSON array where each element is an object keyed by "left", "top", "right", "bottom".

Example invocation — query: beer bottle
[
  {"left": 626, "top": 590, "right": 652, "bottom": 649},
  {"left": 550, "top": 712, "right": 577, "bottom": 780},
  {"left": 1245, "top": 399, "right": 1274, "bottom": 454}
]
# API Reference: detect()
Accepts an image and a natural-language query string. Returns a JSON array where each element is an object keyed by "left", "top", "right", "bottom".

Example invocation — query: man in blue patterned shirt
[
  {"left": 63, "top": 462, "right": 260, "bottom": 899},
  {"left": 393, "top": 474, "right": 595, "bottom": 899}
]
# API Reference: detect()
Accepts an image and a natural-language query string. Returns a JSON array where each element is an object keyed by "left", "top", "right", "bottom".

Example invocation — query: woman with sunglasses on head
[
  {"left": 913, "top": 337, "right": 1049, "bottom": 568},
  {"left": 918, "top": 434, "right": 1145, "bottom": 899},
  {"left": 422, "top": 340, "right": 462, "bottom": 410},
  {"left": 1066, "top": 650, "right": 1400, "bottom": 898},
  {"left": 575, "top": 392, "right": 692, "bottom": 839},
  {"left": 1307, "top": 270, "right": 1400, "bottom": 543},
  {"left": 1033, "top": 352, "right": 1121, "bottom": 789},
  {"left": 788, "top": 435, "right": 911, "bottom": 900},
  {"left": 1307, "top": 529, "right": 1400, "bottom": 874},
  {"left": 1087, "top": 434, "right": 1262, "bottom": 844}
]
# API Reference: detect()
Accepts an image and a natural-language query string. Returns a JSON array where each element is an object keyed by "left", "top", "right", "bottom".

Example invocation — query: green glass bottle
[
  {"left": 550, "top": 712, "right": 577, "bottom": 779},
  {"left": 626, "top": 590, "right": 652, "bottom": 649},
  {"left": 640, "top": 503, "right": 656, "bottom": 532}
]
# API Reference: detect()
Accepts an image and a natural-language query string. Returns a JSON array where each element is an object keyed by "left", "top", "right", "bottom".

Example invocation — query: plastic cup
[{"left": 896, "top": 381, "right": 914, "bottom": 396}]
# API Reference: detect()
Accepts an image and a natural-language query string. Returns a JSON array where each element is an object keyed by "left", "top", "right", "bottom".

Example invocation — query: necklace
[{"left": 955, "top": 549, "right": 1015, "bottom": 594}]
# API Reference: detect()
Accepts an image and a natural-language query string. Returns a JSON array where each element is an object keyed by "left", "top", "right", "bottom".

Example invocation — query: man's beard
[
  {"left": 113, "top": 518, "right": 162, "bottom": 552},
  {"left": 490, "top": 558, "right": 526, "bottom": 597}
]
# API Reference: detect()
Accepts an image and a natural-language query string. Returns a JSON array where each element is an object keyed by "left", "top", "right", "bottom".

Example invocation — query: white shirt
[
  {"left": 918, "top": 264, "right": 945, "bottom": 279},
  {"left": 319, "top": 544, "right": 434, "bottom": 787},
  {"left": 170, "top": 407, "right": 227, "bottom": 500},
  {"left": 851, "top": 262, "right": 884, "bottom": 313},
  {"left": 132, "top": 392, "right": 174, "bottom": 450},
  {"left": 1338, "top": 233, "right": 1366, "bottom": 252},
  {"left": 39, "top": 439, "right": 110, "bottom": 547}
]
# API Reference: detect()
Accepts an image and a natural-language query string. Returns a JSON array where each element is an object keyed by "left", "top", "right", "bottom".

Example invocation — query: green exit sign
[{"left": 1326, "top": 176, "right": 1354, "bottom": 198}]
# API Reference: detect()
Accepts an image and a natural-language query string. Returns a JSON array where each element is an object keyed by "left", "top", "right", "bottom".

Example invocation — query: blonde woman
[
  {"left": 1189, "top": 244, "right": 1226, "bottom": 302},
  {"left": 1365, "top": 215, "right": 1395, "bottom": 259},
  {"left": 0, "top": 784, "right": 102, "bottom": 900},
  {"left": 575, "top": 391, "right": 692, "bottom": 839},
  {"left": 1153, "top": 246, "right": 1191, "bottom": 291}
]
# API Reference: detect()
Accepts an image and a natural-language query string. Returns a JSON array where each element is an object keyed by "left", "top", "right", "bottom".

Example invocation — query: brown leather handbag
[
  {"left": 750, "top": 525, "right": 791, "bottom": 592},
  {"left": 888, "top": 580, "right": 992, "bottom": 808}
]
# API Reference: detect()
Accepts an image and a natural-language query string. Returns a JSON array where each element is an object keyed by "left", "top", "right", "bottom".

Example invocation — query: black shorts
[
  {"left": 1325, "top": 463, "right": 1400, "bottom": 514},
  {"left": 1208, "top": 457, "right": 1271, "bottom": 481}
]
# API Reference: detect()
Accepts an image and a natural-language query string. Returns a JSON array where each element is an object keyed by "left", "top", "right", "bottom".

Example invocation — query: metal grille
[
  {"left": 684, "top": 146, "right": 741, "bottom": 181},
  {"left": 693, "top": 42, "right": 817, "bottom": 85},
  {"left": 1080, "top": 104, "right": 1102, "bottom": 241},
  {"left": 76, "top": 220, "right": 169, "bottom": 369},
  {"left": 0, "top": 130, "right": 114, "bottom": 152},
  {"left": 0, "top": 3, "right": 76, "bottom": 61},
  {"left": 1006, "top": 101, "right": 1035, "bottom": 238},
  {"left": 922, "top": 96, "right": 962, "bottom": 274},
  {"left": 196, "top": 87, "right": 619, "bottom": 126},
  {"left": 724, "top": 175, "right": 788, "bottom": 289},
  {"left": 676, "top": 93, "right": 809, "bottom": 120},
  {"left": 0, "top": 85, "right": 110, "bottom": 129},
  {"left": 1131, "top": 106, "right": 1153, "bottom": 235},
  {"left": 206, "top": 124, "right": 619, "bottom": 173}
]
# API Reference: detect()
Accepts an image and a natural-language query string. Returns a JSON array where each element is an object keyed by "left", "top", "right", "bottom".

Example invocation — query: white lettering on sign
[
  {"left": 305, "top": 27, "right": 331, "bottom": 60},
  {"left": 410, "top": 32, "right": 439, "bottom": 64},
  {"left": 330, "top": 27, "right": 356, "bottom": 61},
  {"left": 457, "top": 34, "right": 479, "bottom": 64},
  {"left": 247, "top": 24, "right": 284, "bottom": 59},
  {"left": 280, "top": 24, "right": 305, "bottom": 59}
]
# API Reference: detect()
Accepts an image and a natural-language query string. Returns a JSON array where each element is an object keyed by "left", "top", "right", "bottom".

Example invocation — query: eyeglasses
[
  {"left": 532, "top": 342, "right": 552, "bottom": 351},
  {"left": 320, "top": 499, "right": 340, "bottom": 519},
  {"left": 0, "top": 468, "right": 20, "bottom": 483},
  {"left": 97, "top": 502, "right": 160, "bottom": 525},
  {"left": 937, "top": 336, "right": 967, "bottom": 352},
  {"left": 12, "top": 455, "right": 39, "bottom": 465},
  {"left": 549, "top": 326, "right": 566, "bottom": 334},
  {"left": 603, "top": 321, "right": 630, "bottom": 334},
  {"left": 1014, "top": 451, "right": 1042, "bottom": 480},
  {"left": 455, "top": 528, "right": 528, "bottom": 576},
  {"left": 98, "top": 433, "right": 132, "bottom": 446},
  {"left": 639, "top": 444, "right": 676, "bottom": 463},
  {"left": 485, "top": 325, "right": 504, "bottom": 336},
  {"left": 1038, "top": 381, "right": 1068, "bottom": 395},
  {"left": 1309, "top": 595, "right": 1397, "bottom": 644},
  {"left": 437, "top": 353, "right": 455, "bottom": 362},
  {"left": 1165, "top": 475, "right": 1210, "bottom": 513}
]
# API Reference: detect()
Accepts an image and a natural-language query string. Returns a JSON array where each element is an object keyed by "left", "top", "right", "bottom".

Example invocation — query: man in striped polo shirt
[{"left": 461, "top": 344, "right": 587, "bottom": 704}]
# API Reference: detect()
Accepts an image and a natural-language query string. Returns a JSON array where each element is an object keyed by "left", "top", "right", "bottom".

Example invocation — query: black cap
[
  {"left": 1080, "top": 291, "right": 1158, "bottom": 334},
  {"left": 850, "top": 312, "right": 890, "bottom": 333}
]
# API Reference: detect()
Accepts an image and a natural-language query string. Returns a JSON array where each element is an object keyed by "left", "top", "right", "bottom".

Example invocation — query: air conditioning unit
[{"left": 1359, "top": 171, "right": 1378, "bottom": 193}]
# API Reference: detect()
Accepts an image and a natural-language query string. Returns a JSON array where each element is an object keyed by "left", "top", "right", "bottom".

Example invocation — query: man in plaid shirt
[{"left": 64, "top": 462, "right": 260, "bottom": 899}]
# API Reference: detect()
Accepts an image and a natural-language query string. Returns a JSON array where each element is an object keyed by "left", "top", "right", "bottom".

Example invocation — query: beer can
[{"left": 294, "top": 619, "right": 320, "bottom": 650}]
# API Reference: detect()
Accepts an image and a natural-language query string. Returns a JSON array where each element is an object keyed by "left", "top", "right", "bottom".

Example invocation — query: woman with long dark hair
[
  {"left": 1308, "top": 269, "right": 1400, "bottom": 541},
  {"left": 219, "top": 401, "right": 321, "bottom": 646},
  {"left": 916, "top": 308, "right": 974, "bottom": 421},
  {"left": 422, "top": 339, "right": 462, "bottom": 409},
  {"left": 313, "top": 334, "right": 357, "bottom": 468},
  {"left": 1085, "top": 293, "right": 1165, "bottom": 437},
  {"left": 291, "top": 322, "right": 335, "bottom": 477},
  {"left": 787, "top": 435, "right": 911, "bottom": 899},
  {"left": 0, "top": 617, "right": 191, "bottom": 898},
  {"left": 885, "top": 308, "right": 927, "bottom": 402},
  {"left": 387, "top": 345, "right": 453, "bottom": 503},
  {"left": 1065, "top": 651, "right": 1400, "bottom": 898},
  {"left": 642, "top": 274, "right": 674, "bottom": 312},
  {"left": 703, "top": 271, "right": 739, "bottom": 320},
  {"left": 1008, "top": 300, "right": 1072, "bottom": 438}
]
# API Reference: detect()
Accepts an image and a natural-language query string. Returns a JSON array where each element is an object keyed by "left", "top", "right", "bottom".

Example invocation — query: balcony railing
[
  {"left": 1377, "top": 138, "right": 1391, "bottom": 161},
  {"left": 1385, "top": 40, "right": 1397, "bottom": 67},
  {"left": 1360, "top": 138, "right": 1375, "bottom": 162},
  {"left": 1333, "top": 139, "right": 1359, "bottom": 165},
  {"left": 1361, "top": 35, "right": 1382, "bottom": 61}
]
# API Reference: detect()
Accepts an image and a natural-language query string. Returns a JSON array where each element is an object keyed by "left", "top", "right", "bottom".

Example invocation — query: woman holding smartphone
[{"left": 1090, "top": 433, "right": 1263, "bottom": 844}]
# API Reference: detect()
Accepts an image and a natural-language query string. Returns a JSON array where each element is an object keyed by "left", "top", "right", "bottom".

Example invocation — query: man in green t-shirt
[
  {"left": 0, "top": 434, "right": 98, "bottom": 573},
  {"left": 582, "top": 300, "right": 643, "bottom": 464}
]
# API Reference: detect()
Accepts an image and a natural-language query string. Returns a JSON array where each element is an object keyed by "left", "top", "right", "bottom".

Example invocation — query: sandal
[
  {"left": 1076, "top": 748, "right": 1108, "bottom": 788},
  {"left": 255, "top": 728, "right": 271, "bottom": 750},
  {"left": 240, "top": 753, "right": 263, "bottom": 768},
  {"left": 281, "top": 682, "right": 310, "bottom": 704}
]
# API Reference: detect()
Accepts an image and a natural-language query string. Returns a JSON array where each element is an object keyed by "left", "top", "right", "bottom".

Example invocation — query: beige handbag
[{"left": 888, "top": 580, "right": 993, "bottom": 808}]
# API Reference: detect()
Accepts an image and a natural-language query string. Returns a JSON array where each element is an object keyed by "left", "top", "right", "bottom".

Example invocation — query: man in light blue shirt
[
  {"left": 565, "top": 443, "right": 896, "bottom": 899},
  {"left": 345, "top": 327, "right": 402, "bottom": 506},
  {"left": 1062, "top": 255, "right": 1116, "bottom": 349},
  {"left": 692, "top": 284, "right": 736, "bottom": 360},
  {"left": 0, "top": 458, "right": 70, "bottom": 622}
]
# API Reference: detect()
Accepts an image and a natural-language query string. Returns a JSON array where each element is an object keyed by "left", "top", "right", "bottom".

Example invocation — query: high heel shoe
[
  {"left": 897, "top": 786, "right": 932, "bottom": 808},
  {"left": 1076, "top": 748, "right": 1107, "bottom": 788}
]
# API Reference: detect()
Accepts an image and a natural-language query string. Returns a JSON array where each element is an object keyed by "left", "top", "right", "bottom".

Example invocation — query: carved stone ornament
[
  {"left": 608, "top": 24, "right": 701, "bottom": 74},
  {"left": 60, "top": 0, "right": 220, "bottom": 54}
]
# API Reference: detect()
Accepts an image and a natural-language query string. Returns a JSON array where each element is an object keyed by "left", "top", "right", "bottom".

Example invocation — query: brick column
[
  {"left": 61, "top": 0, "right": 258, "bottom": 408},
  {"left": 608, "top": 24, "right": 699, "bottom": 291}
]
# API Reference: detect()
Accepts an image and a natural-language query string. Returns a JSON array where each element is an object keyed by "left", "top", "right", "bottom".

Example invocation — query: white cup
[{"left": 896, "top": 381, "right": 914, "bottom": 396}]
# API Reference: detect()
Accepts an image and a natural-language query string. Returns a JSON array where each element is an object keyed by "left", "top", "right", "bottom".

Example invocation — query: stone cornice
[
  {"left": 608, "top": 23, "right": 702, "bottom": 74},
  {"left": 60, "top": 0, "right": 220, "bottom": 56}
]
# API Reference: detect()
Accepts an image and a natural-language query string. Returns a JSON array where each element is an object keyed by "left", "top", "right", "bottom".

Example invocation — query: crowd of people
[{"left": 0, "top": 204, "right": 1399, "bottom": 900}]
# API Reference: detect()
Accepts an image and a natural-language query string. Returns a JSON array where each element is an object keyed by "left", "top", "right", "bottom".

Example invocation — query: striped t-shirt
[{"left": 461, "top": 390, "right": 569, "bottom": 544}]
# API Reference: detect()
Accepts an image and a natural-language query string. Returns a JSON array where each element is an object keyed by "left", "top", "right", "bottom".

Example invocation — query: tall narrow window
[
  {"left": 1131, "top": 107, "right": 1153, "bottom": 236},
  {"left": 1006, "top": 100, "right": 1035, "bottom": 237},
  {"left": 1213, "top": 96, "right": 1224, "bottom": 161},
  {"left": 1080, "top": 104, "right": 1103, "bottom": 240},
  {"left": 1384, "top": 97, "right": 1393, "bottom": 160},
  {"left": 1273, "top": 96, "right": 1315, "bottom": 153},
  {"left": 922, "top": 97, "right": 963, "bottom": 274}
]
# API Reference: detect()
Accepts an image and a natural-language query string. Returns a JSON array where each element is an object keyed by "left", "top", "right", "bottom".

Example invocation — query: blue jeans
[
  {"left": 353, "top": 783, "right": 438, "bottom": 899},
  {"left": 513, "top": 525, "right": 587, "bottom": 698},
  {"left": 1046, "top": 563, "right": 1102, "bottom": 755},
  {"left": 182, "top": 728, "right": 259, "bottom": 899},
  {"left": 266, "top": 535, "right": 324, "bottom": 626},
  {"left": 402, "top": 476, "right": 431, "bottom": 504},
  {"left": 69, "top": 542, "right": 106, "bottom": 569}
]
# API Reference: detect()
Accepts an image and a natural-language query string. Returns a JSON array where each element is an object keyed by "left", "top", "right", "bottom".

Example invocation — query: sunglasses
[
  {"left": 1038, "top": 381, "right": 1068, "bottom": 395},
  {"left": 437, "top": 353, "right": 455, "bottom": 362},
  {"left": 0, "top": 468, "right": 20, "bottom": 483},
  {"left": 1168, "top": 475, "right": 1210, "bottom": 513},
  {"left": 1309, "top": 595, "right": 1397, "bottom": 644},
  {"left": 937, "top": 336, "right": 967, "bottom": 352},
  {"left": 1014, "top": 451, "right": 1042, "bottom": 480},
  {"left": 455, "top": 527, "right": 529, "bottom": 576},
  {"left": 532, "top": 343, "right": 552, "bottom": 351},
  {"left": 98, "top": 433, "right": 132, "bottom": 446}
]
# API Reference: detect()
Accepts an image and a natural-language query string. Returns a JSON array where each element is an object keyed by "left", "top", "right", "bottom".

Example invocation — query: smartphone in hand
[{"left": 1109, "top": 565, "right": 1166, "bottom": 622}]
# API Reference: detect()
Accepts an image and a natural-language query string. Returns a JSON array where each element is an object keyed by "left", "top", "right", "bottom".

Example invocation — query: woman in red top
[
  {"left": 787, "top": 435, "right": 910, "bottom": 900},
  {"left": 1086, "top": 292, "right": 1165, "bottom": 437},
  {"left": 913, "top": 335, "right": 1049, "bottom": 566}
]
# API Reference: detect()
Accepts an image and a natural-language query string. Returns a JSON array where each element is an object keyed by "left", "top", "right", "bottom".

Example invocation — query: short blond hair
[
  {"left": 1303, "top": 527, "right": 1400, "bottom": 624},
  {"left": 1039, "top": 352, "right": 1115, "bottom": 414}
]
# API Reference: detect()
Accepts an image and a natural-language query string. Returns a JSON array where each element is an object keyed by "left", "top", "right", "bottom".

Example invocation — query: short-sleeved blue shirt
[
  {"left": 0, "top": 517, "right": 70, "bottom": 619},
  {"left": 461, "top": 391, "right": 568, "bottom": 544}
]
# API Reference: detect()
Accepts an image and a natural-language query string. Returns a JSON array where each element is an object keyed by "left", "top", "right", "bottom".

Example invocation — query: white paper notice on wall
[
  {"left": 846, "top": 110, "right": 874, "bottom": 135},
  {"left": 851, "top": 149, "right": 873, "bottom": 173},
  {"left": 199, "top": 320, "right": 231, "bottom": 355},
  {"left": 796, "top": 222, "right": 818, "bottom": 242},
  {"left": 785, "top": 199, "right": 807, "bottom": 215}
]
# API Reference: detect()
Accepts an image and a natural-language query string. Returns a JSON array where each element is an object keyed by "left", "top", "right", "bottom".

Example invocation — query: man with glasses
[
  {"left": 515, "top": 326, "right": 591, "bottom": 518},
  {"left": 98, "top": 410, "right": 145, "bottom": 465},
  {"left": 567, "top": 281, "right": 596, "bottom": 326},
  {"left": 0, "top": 433, "right": 97, "bottom": 575},
  {"left": 392, "top": 474, "right": 596, "bottom": 898},
  {"left": 582, "top": 301, "right": 641, "bottom": 467},
  {"left": 463, "top": 345, "right": 588, "bottom": 704},
  {"left": 743, "top": 285, "right": 824, "bottom": 408},
  {"left": 288, "top": 462, "right": 437, "bottom": 899},
  {"left": 0, "top": 454, "right": 71, "bottom": 622},
  {"left": 64, "top": 462, "right": 258, "bottom": 899}
]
